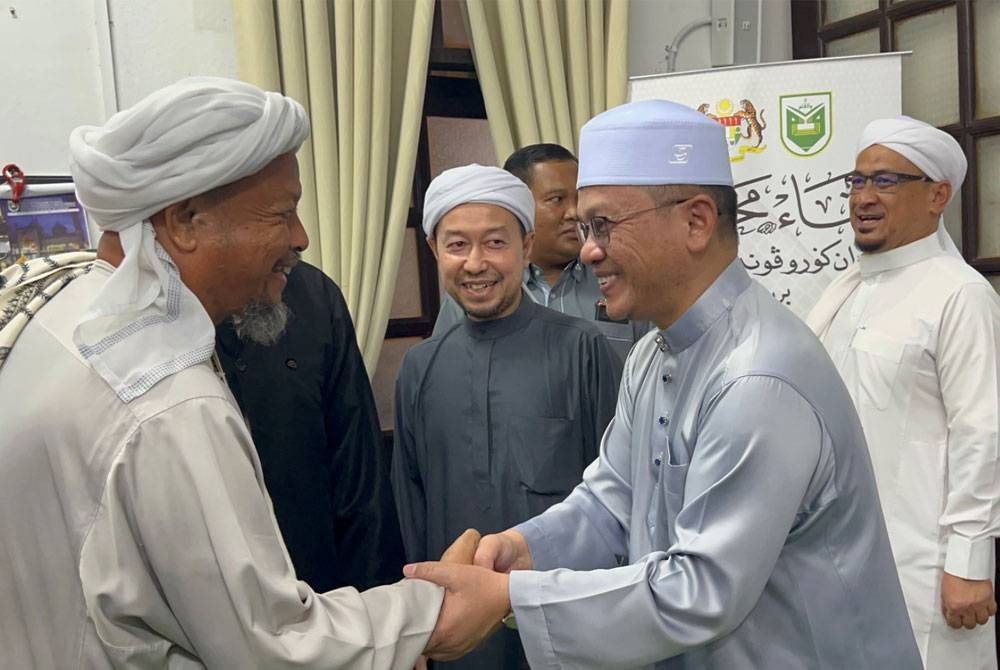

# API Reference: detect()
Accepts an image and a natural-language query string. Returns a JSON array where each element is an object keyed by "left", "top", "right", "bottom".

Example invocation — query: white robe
[
  {"left": 0, "top": 260, "right": 442, "bottom": 669},
  {"left": 809, "top": 233, "right": 1000, "bottom": 669}
]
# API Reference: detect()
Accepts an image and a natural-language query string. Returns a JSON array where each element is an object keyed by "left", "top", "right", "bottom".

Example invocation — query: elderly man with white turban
[
  {"left": 391, "top": 163, "right": 619, "bottom": 670},
  {"left": 406, "top": 101, "right": 921, "bottom": 668},
  {"left": 0, "top": 77, "right": 451, "bottom": 668},
  {"left": 808, "top": 115, "right": 1000, "bottom": 668}
]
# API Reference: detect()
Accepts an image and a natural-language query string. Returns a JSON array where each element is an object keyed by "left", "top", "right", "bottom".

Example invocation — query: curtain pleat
[{"left": 464, "top": 0, "right": 628, "bottom": 158}]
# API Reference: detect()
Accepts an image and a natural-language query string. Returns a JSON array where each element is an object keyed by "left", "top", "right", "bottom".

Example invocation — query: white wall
[
  {"left": 629, "top": 0, "right": 792, "bottom": 77},
  {"left": 0, "top": 0, "right": 237, "bottom": 176}
]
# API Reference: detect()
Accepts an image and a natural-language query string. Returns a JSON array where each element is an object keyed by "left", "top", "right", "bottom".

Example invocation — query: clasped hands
[{"left": 403, "top": 528, "right": 534, "bottom": 661}]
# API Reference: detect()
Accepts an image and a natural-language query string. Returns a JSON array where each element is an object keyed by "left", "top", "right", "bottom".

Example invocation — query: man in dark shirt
[{"left": 217, "top": 261, "right": 405, "bottom": 592}]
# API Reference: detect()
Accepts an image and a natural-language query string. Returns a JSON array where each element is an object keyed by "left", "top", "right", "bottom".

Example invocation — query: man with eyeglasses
[
  {"left": 405, "top": 100, "right": 920, "bottom": 668},
  {"left": 808, "top": 115, "right": 1000, "bottom": 669}
]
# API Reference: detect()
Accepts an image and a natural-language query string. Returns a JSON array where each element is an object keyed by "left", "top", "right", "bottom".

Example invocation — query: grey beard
[{"left": 231, "top": 299, "right": 291, "bottom": 346}]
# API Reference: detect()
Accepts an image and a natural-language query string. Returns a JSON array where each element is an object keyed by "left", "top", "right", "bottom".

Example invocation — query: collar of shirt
[
  {"left": 524, "top": 261, "right": 586, "bottom": 289},
  {"left": 462, "top": 291, "right": 539, "bottom": 341},
  {"left": 661, "top": 258, "right": 751, "bottom": 354},
  {"left": 858, "top": 231, "right": 946, "bottom": 278}
]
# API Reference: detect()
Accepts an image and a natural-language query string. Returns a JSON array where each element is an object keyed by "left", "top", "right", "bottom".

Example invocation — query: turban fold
[
  {"left": 422, "top": 164, "right": 534, "bottom": 237},
  {"left": 577, "top": 99, "right": 733, "bottom": 189},
  {"left": 70, "top": 77, "right": 309, "bottom": 402}
]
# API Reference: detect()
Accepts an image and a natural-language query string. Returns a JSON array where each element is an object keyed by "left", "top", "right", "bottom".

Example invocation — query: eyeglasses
[
  {"left": 576, "top": 198, "right": 690, "bottom": 248},
  {"left": 844, "top": 171, "right": 933, "bottom": 193}
]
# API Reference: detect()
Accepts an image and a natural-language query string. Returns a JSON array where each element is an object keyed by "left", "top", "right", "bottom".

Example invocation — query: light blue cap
[
  {"left": 422, "top": 163, "right": 535, "bottom": 236},
  {"left": 577, "top": 99, "right": 733, "bottom": 188}
]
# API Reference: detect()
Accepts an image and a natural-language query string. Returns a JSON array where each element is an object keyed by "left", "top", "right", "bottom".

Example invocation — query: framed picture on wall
[{"left": 0, "top": 182, "right": 91, "bottom": 270}]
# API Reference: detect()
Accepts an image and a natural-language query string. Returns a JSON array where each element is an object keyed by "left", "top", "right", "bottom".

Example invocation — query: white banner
[{"left": 629, "top": 53, "right": 903, "bottom": 317}]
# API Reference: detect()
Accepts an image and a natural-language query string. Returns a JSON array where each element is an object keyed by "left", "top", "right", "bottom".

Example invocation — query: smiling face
[
  {"left": 851, "top": 144, "right": 950, "bottom": 253},
  {"left": 527, "top": 160, "right": 580, "bottom": 269},
  {"left": 157, "top": 152, "right": 307, "bottom": 323},
  {"left": 578, "top": 185, "right": 691, "bottom": 326},
  {"left": 429, "top": 203, "right": 532, "bottom": 321}
]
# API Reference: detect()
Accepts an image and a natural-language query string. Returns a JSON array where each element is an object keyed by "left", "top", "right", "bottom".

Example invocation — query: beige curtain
[
  {"left": 462, "top": 0, "right": 629, "bottom": 161},
  {"left": 234, "top": 0, "right": 434, "bottom": 373}
]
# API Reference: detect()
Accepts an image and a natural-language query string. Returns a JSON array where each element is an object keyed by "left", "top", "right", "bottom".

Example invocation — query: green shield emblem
[{"left": 780, "top": 93, "right": 832, "bottom": 157}]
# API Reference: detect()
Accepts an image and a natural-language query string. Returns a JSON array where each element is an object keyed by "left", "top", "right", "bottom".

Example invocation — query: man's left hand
[
  {"left": 405, "top": 561, "right": 511, "bottom": 661},
  {"left": 941, "top": 572, "right": 997, "bottom": 629}
]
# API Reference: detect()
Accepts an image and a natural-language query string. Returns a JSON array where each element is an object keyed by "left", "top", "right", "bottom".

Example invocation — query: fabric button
[
  {"left": 285, "top": 358, "right": 298, "bottom": 370},
  {"left": 662, "top": 373, "right": 672, "bottom": 383},
  {"left": 234, "top": 358, "right": 247, "bottom": 372},
  {"left": 654, "top": 457, "right": 662, "bottom": 466},
  {"left": 658, "top": 415, "right": 669, "bottom": 426}
]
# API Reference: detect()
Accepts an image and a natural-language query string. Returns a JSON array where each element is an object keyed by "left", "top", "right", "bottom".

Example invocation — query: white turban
[
  {"left": 857, "top": 115, "right": 964, "bottom": 259},
  {"left": 69, "top": 76, "right": 309, "bottom": 402},
  {"left": 423, "top": 164, "right": 534, "bottom": 237}
]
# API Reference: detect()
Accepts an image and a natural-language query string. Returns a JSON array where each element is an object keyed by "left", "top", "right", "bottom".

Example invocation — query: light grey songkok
[
  {"left": 577, "top": 99, "right": 733, "bottom": 188},
  {"left": 856, "top": 115, "right": 964, "bottom": 258},
  {"left": 69, "top": 76, "right": 309, "bottom": 402},
  {"left": 422, "top": 164, "right": 534, "bottom": 237}
]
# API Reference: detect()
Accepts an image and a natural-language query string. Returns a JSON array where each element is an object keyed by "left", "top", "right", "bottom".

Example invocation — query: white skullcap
[
  {"left": 68, "top": 77, "right": 309, "bottom": 403},
  {"left": 423, "top": 164, "right": 535, "bottom": 237},
  {"left": 577, "top": 99, "right": 733, "bottom": 189},
  {"left": 70, "top": 76, "right": 308, "bottom": 229},
  {"left": 857, "top": 115, "right": 966, "bottom": 205}
]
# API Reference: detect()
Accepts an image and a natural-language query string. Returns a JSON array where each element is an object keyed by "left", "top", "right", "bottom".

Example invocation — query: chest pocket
[
  {"left": 850, "top": 329, "right": 906, "bottom": 410},
  {"left": 508, "top": 416, "right": 582, "bottom": 494}
]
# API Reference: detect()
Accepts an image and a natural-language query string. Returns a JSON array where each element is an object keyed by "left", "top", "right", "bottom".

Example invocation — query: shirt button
[
  {"left": 654, "top": 457, "right": 662, "bottom": 466},
  {"left": 285, "top": 358, "right": 298, "bottom": 370},
  {"left": 235, "top": 358, "right": 248, "bottom": 372},
  {"left": 662, "top": 373, "right": 672, "bottom": 383},
  {"left": 658, "top": 415, "right": 669, "bottom": 426}
]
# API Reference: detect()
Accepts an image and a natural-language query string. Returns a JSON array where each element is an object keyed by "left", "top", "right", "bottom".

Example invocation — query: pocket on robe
[
  {"left": 508, "top": 415, "right": 584, "bottom": 494},
  {"left": 850, "top": 329, "right": 906, "bottom": 410}
]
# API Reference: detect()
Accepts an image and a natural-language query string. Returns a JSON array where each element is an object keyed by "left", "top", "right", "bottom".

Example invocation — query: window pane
[
  {"left": 426, "top": 116, "right": 497, "bottom": 177},
  {"left": 896, "top": 6, "right": 959, "bottom": 126},
  {"left": 975, "top": 0, "right": 1000, "bottom": 118},
  {"left": 942, "top": 188, "right": 963, "bottom": 254},
  {"left": 389, "top": 228, "right": 424, "bottom": 319},
  {"left": 825, "top": 29, "right": 879, "bottom": 58},
  {"left": 371, "top": 336, "right": 423, "bottom": 431},
  {"left": 977, "top": 134, "right": 1000, "bottom": 258},
  {"left": 823, "top": 0, "right": 878, "bottom": 25}
]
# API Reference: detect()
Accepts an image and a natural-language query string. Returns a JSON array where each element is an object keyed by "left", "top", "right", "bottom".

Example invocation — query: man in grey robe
[
  {"left": 405, "top": 100, "right": 922, "bottom": 668},
  {"left": 0, "top": 77, "right": 463, "bottom": 669},
  {"left": 392, "top": 163, "right": 619, "bottom": 669},
  {"left": 432, "top": 144, "right": 649, "bottom": 368}
]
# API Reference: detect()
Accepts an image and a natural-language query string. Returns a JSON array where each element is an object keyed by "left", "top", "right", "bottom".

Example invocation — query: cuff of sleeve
[
  {"left": 944, "top": 534, "right": 995, "bottom": 580},
  {"left": 509, "top": 570, "right": 558, "bottom": 670},
  {"left": 514, "top": 518, "right": 556, "bottom": 571}
]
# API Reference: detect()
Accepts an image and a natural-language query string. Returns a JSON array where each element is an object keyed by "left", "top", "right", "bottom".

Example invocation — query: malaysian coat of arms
[{"left": 697, "top": 98, "right": 767, "bottom": 163}]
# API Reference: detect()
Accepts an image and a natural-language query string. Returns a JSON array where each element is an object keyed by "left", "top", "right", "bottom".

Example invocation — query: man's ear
[
  {"left": 155, "top": 198, "right": 199, "bottom": 253},
  {"left": 521, "top": 231, "right": 534, "bottom": 268},
  {"left": 427, "top": 234, "right": 439, "bottom": 261},
  {"left": 928, "top": 181, "right": 952, "bottom": 217},
  {"left": 685, "top": 195, "right": 718, "bottom": 253}
]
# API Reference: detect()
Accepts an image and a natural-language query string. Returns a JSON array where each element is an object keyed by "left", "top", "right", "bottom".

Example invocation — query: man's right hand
[{"left": 473, "top": 530, "right": 533, "bottom": 573}]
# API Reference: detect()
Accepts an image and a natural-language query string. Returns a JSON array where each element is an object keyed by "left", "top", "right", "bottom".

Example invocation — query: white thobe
[
  {"left": 0, "top": 261, "right": 442, "bottom": 669},
  {"left": 809, "top": 233, "right": 1000, "bottom": 669}
]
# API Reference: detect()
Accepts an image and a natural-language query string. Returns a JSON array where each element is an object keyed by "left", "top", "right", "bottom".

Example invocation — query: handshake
[{"left": 403, "top": 528, "right": 534, "bottom": 662}]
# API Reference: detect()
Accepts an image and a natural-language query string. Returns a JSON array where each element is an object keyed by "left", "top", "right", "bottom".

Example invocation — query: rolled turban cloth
[
  {"left": 577, "top": 99, "right": 733, "bottom": 189},
  {"left": 422, "top": 164, "right": 534, "bottom": 237},
  {"left": 69, "top": 76, "right": 309, "bottom": 402}
]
